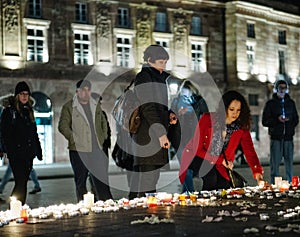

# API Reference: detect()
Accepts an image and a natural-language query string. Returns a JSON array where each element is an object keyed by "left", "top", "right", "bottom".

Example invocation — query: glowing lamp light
[
  {"left": 238, "top": 72, "right": 249, "bottom": 81},
  {"left": 258, "top": 74, "right": 267, "bottom": 83}
]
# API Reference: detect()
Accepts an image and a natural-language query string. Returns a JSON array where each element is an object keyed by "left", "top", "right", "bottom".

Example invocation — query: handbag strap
[
  {"left": 222, "top": 148, "right": 237, "bottom": 187},
  {"left": 124, "top": 78, "right": 135, "bottom": 92},
  {"left": 222, "top": 148, "right": 229, "bottom": 165}
]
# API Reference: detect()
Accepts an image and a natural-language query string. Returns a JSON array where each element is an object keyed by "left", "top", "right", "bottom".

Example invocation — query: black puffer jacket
[
  {"left": 0, "top": 96, "right": 42, "bottom": 160},
  {"left": 262, "top": 93, "right": 299, "bottom": 140},
  {"left": 133, "top": 64, "right": 170, "bottom": 166}
]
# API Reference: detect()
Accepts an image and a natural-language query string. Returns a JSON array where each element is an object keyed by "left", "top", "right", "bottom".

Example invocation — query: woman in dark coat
[
  {"left": 1, "top": 81, "right": 42, "bottom": 204},
  {"left": 130, "top": 45, "right": 177, "bottom": 198}
]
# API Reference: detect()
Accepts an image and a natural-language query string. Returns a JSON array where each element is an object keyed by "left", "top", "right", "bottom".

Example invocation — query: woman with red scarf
[{"left": 179, "top": 90, "right": 264, "bottom": 191}]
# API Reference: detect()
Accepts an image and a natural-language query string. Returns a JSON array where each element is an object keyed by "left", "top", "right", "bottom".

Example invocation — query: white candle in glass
[
  {"left": 10, "top": 197, "right": 22, "bottom": 219},
  {"left": 83, "top": 192, "right": 94, "bottom": 208},
  {"left": 275, "top": 177, "right": 282, "bottom": 188}
]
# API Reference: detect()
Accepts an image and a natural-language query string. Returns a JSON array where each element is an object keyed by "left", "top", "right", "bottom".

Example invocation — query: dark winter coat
[
  {"left": 0, "top": 96, "right": 42, "bottom": 161},
  {"left": 133, "top": 64, "right": 170, "bottom": 166},
  {"left": 262, "top": 93, "right": 299, "bottom": 140}
]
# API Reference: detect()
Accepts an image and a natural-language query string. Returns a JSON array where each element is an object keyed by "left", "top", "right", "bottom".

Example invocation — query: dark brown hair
[
  {"left": 217, "top": 90, "right": 252, "bottom": 130},
  {"left": 143, "top": 45, "right": 169, "bottom": 63}
]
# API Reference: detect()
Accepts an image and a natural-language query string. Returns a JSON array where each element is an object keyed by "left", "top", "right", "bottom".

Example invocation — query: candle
[
  {"left": 274, "top": 177, "right": 282, "bottom": 188},
  {"left": 292, "top": 176, "right": 299, "bottom": 188},
  {"left": 147, "top": 196, "right": 157, "bottom": 207},
  {"left": 279, "top": 180, "right": 290, "bottom": 192},
  {"left": 83, "top": 192, "right": 94, "bottom": 209},
  {"left": 20, "top": 208, "right": 28, "bottom": 222},
  {"left": 10, "top": 197, "right": 22, "bottom": 219}
]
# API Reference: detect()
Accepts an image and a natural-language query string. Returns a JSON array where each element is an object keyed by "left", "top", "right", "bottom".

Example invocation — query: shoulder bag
[{"left": 112, "top": 79, "right": 141, "bottom": 134}]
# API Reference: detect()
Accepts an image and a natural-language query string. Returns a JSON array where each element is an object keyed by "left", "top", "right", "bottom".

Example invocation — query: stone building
[{"left": 0, "top": 0, "right": 299, "bottom": 165}]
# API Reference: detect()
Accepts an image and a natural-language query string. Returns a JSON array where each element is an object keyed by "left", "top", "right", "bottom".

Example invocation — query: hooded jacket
[{"left": 262, "top": 93, "right": 299, "bottom": 140}]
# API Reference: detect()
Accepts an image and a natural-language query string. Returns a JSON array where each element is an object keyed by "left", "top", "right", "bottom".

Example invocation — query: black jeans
[
  {"left": 10, "top": 156, "right": 32, "bottom": 204},
  {"left": 202, "top": 164, "right": 231, "bottom": 191},
  {"left": 69, "top": 150, "right": 113, "bottom": 202}
]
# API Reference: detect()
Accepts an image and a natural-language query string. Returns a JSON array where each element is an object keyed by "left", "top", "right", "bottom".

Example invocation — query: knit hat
[{"left": 15, "top": 81, "right": 31, "bottom": 96}]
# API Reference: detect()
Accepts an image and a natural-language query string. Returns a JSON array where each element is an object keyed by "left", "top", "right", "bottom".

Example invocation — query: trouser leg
[
  {"left": 283, "top": 140, "right": 294, "bottom": 183},
  {"left": 128, "top": 165, "right": 139, "bottom": 199},
  {"left": 137, "top": 165, "right": 160, "bottom": 197},
  {"left": 182, "top": 169, "right": 194, "bottom": 193},
  {"left": 0, "top": 164, "right": 13, "bottom": 192},
  {"left": 30, "top": 168, "right": 41, "bottom": 189},
  {"left": 10, "top": 158, "right": 32, "bottom": 204},
  {"left": 270, "top": 140, "right": 282, "bottom": 184},
  {"left": 79, "top": 149, "right": 113, "bottom": 201},
  {"left": 69, "top": 151, "right": 89, "bottom": 202}
]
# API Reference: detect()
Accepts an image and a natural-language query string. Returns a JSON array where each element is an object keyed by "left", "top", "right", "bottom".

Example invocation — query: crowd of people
[{"left": 0, "top": 45, "right": 298, "bottom": 205}]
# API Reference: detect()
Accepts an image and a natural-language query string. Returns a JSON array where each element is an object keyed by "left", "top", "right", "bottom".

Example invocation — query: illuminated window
[
  {"left": 191, "top": 16, "right": 201, "bottom": 35},
  {"left": 278, "top": 50, "right": 286, "bottom": 75},
  {"left": 118, "top": 8, "right": 129, "bottom": 27},
  {"left": 117, "top": 37, "right": 132, "bottom": 67},
  {"left": 75, "top": 2, "right": 88, "bottom": 23},
  {"left": 278, "top": 30, "right": 286, "bottom": 45},
  {"left": 24, "top": 19, "right": 50, "bottom": 63},
  {"left": 191, "top": 43, "right": 203, "bottom": 72},
  {"left": 74, "top": 33, "right": 92, "bottom": 65},
  {"left": 246, "top": 43, "right": 255, "bottom": 73},
  {"left": 155, "top": 12, "right": 167, "bottom": 32},
  {"left": 247, "top": 23, "right": 255, "bottom": 38},
  {"left": 28, "top": 0, "right": 42, "bottom": 18}
]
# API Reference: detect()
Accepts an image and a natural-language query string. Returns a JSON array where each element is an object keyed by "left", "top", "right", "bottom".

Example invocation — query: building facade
[{"left": 0, "top": 0, "right": 299, "bottom": 164}]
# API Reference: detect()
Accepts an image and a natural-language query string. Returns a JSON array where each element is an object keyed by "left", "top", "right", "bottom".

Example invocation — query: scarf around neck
[{"left": 210, "top": 120, "right": 240, "bottom": 156}]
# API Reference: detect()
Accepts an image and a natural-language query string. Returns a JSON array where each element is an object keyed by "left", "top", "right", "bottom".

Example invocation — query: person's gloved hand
[{"left": 37, "top": 155, "right": 43, "bottom": 161}]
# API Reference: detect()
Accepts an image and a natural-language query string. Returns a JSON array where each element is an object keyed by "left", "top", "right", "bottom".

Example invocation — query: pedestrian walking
[
  {"left": 262, "top": 79, "right": 299, "bottom": 183},
  {"left": 0, "top": 81, "right": 43, "bottom": 204},
  {"left": 58, "top": 80, "right": 113, "bottom": 202}
]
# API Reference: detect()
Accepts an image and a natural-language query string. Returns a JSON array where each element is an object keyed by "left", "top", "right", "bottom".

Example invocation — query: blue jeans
[
  {"left": 270, "top": 139, "right": 294, "bottom": 183},
  {"left": 182, "top": 169, "right": 194, "bottom": 193},
  {"left": 0, "top": 163, "right": 40, "bottom": 192}
]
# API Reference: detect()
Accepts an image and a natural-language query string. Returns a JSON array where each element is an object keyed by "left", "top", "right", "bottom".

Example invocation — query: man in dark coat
[{"left": 262, "top": 79, "right": 299, "bottom": 183}]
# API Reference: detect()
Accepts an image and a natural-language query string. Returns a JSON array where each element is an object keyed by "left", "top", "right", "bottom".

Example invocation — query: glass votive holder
[{"left": 292, "top": 176, "right": 299, "bottom": 188}]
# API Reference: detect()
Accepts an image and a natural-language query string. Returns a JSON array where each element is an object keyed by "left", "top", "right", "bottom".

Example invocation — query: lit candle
[
  {"left": 279, "top": 180, "right": 290, "bottom": 192},
  {"left": 83, "top": 192, "right": 94, "bottom": 209},
  {"left": 147, "top": 196, "right": 157, "bottom": 207},
  {"left": 20, "top": 208, "right": 28, "bottom": 222},
  {"left": 292, "top": 176, "right": 299, "bottom": 188},
  {"left": 10, "top": 197, "right": 22, "bottom": 219},
  {"left": 275, "top": 177, "right": 282, "bottom": 188}
]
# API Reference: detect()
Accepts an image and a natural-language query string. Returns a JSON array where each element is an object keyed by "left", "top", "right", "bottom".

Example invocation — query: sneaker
[{"left": 29, "top": 188, "right": 41, "bottom": 194}]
